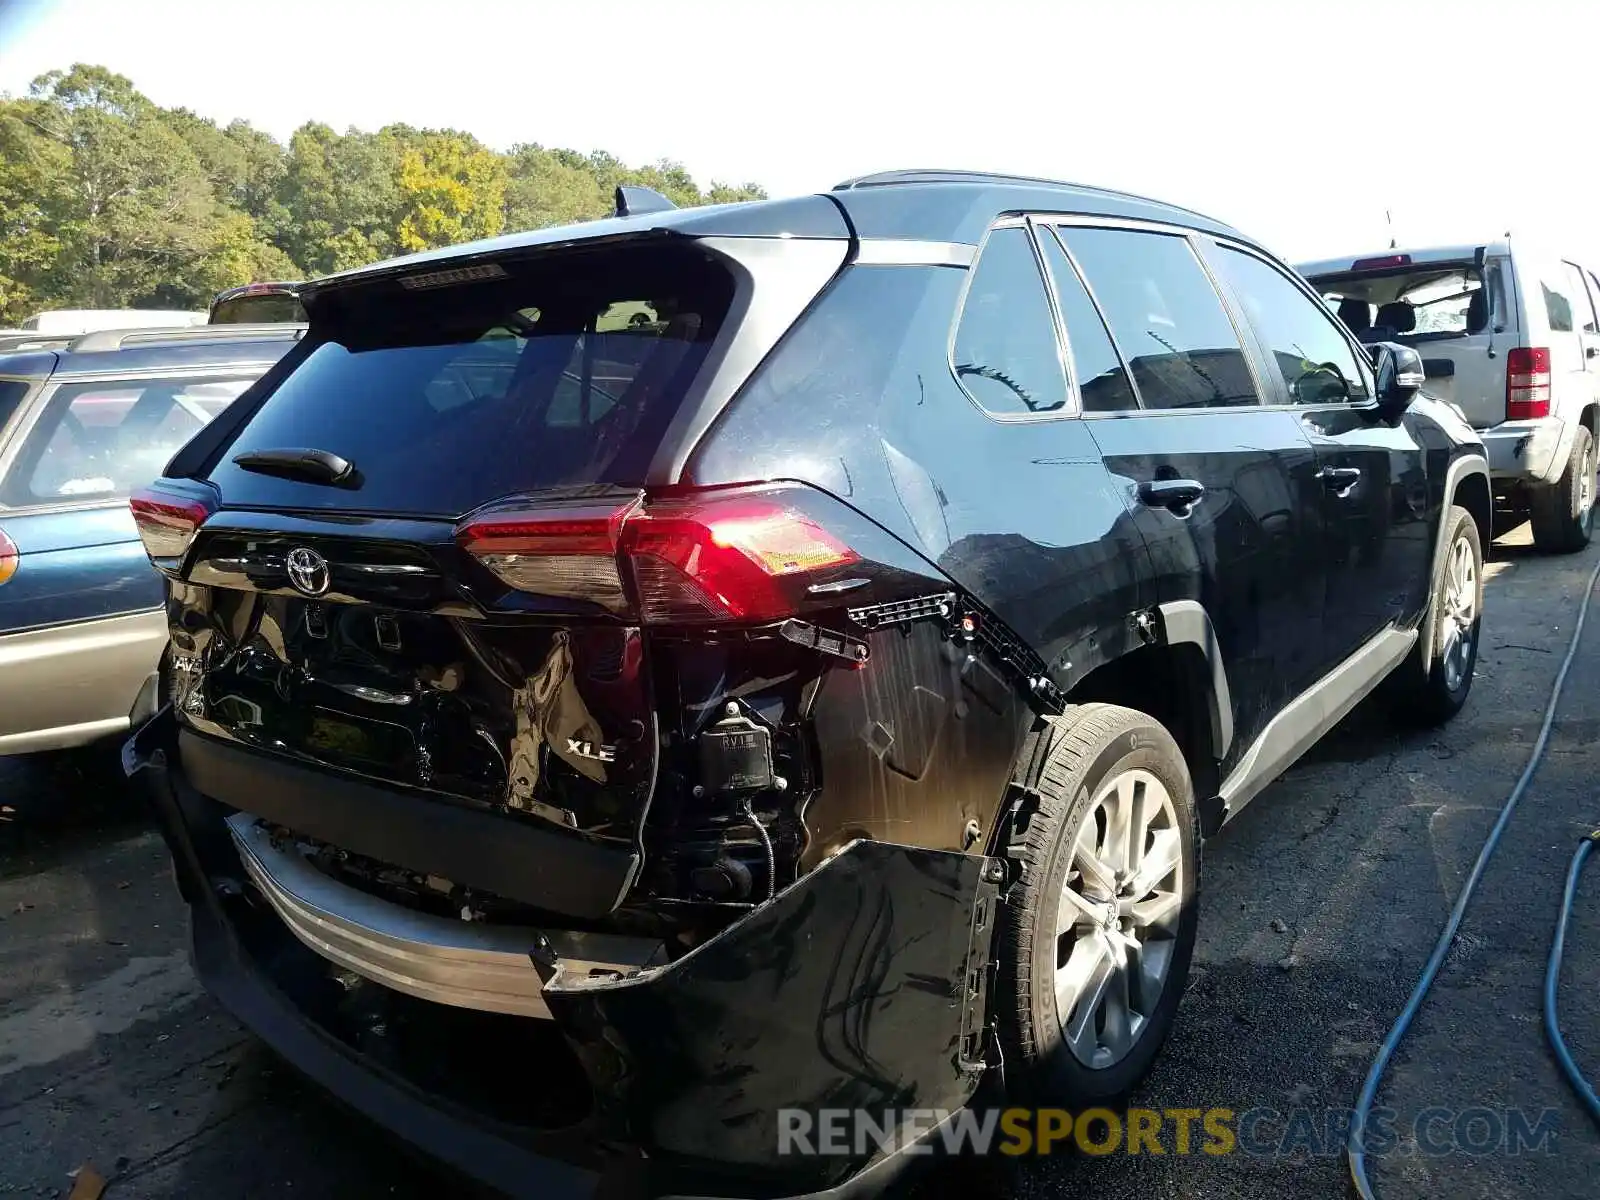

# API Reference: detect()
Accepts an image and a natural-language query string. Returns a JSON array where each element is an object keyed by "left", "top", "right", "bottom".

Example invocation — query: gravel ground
[{"left": 1, "top": 522, "right": 1597, "bottom": 1200}]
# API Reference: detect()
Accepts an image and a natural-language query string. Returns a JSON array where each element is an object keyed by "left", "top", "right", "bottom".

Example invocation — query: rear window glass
[
  {"left": 1310, "top": 262, "right": 1485, "bottom": 341},
  {"left": 4, "top": 376, "right": 252, "bottom": 506},
  {"left": 209, "top": 246, "right": 734, "bottom": 515},
  {"left": 210, "top": 293, "right": 306, "bottom": 324}
]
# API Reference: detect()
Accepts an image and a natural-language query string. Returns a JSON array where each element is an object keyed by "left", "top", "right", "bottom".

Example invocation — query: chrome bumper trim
[{"left": 226, "top": 814, "right": 664, "bottom": 1018}]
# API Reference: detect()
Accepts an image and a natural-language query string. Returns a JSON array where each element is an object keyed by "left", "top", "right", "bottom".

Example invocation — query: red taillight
[
  {"left": 1507, "top": 346, "right": 1552, "bottom": 420},
  {"left": 1351, "top": 253, "right": 1413, "bottom": 271},
  {"left": 456, "top": 498, "right": 638, "bottom": 612},
  {"left": 627, "top": 496, "right": 859, "bottom": 623},
  {"left": 0, "top": 529, "right": 16, "bottom": 587},
  {"left": 130, "top": 485, "right": 215, "bottom": 562},
  {"left": 456, "top": 488, "right": 860, "bottom": 623}
]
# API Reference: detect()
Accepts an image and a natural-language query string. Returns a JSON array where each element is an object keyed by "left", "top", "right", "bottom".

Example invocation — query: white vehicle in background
[
  {"left": 1299, "top": 241, "right": 1600, "bottom": 552},
  {"left": 21, "top": 309, "right": 208, "bottom": 336}
]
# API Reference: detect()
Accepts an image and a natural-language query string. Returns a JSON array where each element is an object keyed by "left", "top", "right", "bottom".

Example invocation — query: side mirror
[{"left": 1370, "top": 341, "right": 1424, "bottom": 420}]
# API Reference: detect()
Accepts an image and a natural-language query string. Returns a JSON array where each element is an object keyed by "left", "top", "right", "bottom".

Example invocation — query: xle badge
[{"left": 567, "top": 737, "right": 617, "bottom": 763}]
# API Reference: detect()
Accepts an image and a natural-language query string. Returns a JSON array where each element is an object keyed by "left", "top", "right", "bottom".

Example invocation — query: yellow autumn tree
[{"left": 395, "top": 131, "right": 507, "bottom": 253}]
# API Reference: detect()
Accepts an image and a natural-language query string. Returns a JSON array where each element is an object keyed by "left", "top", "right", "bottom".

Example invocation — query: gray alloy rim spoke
[{"left": 1054, "top": 767, "right": 1183, "bottom": 1069}]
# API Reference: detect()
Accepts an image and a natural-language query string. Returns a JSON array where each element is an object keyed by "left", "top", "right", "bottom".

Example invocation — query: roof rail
[
  {"left": 831, "top": 168, "right": 1228, "bottom": 227},
  {"left": 69, "top": 323, "right": 307, "bottom": 353}
]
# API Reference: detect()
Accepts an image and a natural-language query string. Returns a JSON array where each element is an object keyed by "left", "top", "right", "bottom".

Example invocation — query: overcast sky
[{"left": 2, "top": 0, "right": 1598, "bottom": 266}]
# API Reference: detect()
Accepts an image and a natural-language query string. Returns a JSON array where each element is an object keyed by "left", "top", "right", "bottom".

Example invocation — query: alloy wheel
[
  {"left": 1055, "top": 768, "right": 1183, "bottom": 1069},
  {"left": 1440, "top": 533, "right": 1478, "bottom": 693},
  {"left": 1579, "top": 441, "right": 1595, "bottom": 535}
]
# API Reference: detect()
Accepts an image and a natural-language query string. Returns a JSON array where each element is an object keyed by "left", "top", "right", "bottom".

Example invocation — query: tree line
[{"left": 0, "top": 64, "right": 767, "bottom": 323}]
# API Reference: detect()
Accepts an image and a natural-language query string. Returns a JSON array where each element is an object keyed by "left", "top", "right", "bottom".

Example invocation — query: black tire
[
  {"left": 995, "top": 704, "right": 1200, "bottom": 1105},
  {"left": 1388, "top": 504, "right": 1483, "bottom": 727},
  {"left": 1529, "top": 424, "right": 1595, "bottom": 553}
]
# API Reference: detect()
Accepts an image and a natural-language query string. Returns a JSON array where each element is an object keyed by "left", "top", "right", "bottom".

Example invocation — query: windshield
[
  {"left": 207, "top": 243, "right": 735, "bottom": 515},
  {"left": 1309, "top": 262, "right": 1485, "bottom": 343}
]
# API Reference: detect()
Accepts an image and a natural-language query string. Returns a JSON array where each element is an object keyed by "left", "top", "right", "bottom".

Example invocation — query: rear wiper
[{"left": 231, "top": 447, "right": 361, "bottom": 488}]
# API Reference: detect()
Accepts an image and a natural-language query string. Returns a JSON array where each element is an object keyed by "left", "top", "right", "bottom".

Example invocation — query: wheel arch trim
[{"left": 1155, "top": 599, "right": 1233, "bottom": 760}]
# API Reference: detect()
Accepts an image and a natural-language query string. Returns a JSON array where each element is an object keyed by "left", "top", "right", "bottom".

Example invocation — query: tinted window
[
  {"left": 210, "top": 293, "right": 306, "bottom": 324},
  {"left": 1543, "top": 275, "right": 1575, "bottom": 333},
  {"left": 1213, "top": 246, "right": 1368, "bottom": 404},
  {"left": 1060, "top": 227, "right": 1258, "bottom": 409},
  {"left": 0, "top": 379, "right": 32, "bottom": 432},
  {"left": 951, "top": 227, "right": 1067, "bottom": 415},
  {"left": 5, "top": 376, "right": 252, "bottom": 506},
  {"left": 1037, "top": 228, "right": 1137, "bottom": 413},
  {"left": 210, "top": 245, "right": 734, "bottom": 515}
]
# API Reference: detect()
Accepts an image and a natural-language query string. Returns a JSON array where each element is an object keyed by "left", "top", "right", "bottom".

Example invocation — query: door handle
[
  {"left": 1317, "top": 466, "right": 1362, "bottom": 498},
  {"left": 1138, "top": 478, "right": 1206, "bottom": 516},
  {"left": 1586, "top": 345, "right": 1598, "bottom": 360}
]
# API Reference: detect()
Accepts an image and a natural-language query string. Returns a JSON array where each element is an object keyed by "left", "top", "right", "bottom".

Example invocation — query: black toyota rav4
[{"left": 126, "top": 171, "right": 1490, "bottom": 1198}]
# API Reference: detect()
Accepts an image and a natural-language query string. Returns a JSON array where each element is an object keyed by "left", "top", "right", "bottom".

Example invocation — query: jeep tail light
[
  {"left": 456, "top": 498, "right": 638, "bottom": 613},
  {"left": 0, "top": 529, "right": 16, "bottom": 587},
  {"left": 130, "top": 484, "right": 216, "bottom": 563},
  {"left": 1507, "top": 346, "right": 1551, "bottom": 420},
  {"left": 457, "top": 487, "right": 860, "bottom": 623}
]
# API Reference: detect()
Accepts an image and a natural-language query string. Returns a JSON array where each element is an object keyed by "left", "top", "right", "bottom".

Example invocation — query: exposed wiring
[
  {"left": 1544, "top": 831, "right": 1600, "bottom": 1130},
  {"left": 1349, "top": 553, "right": 1600, "bottom": 1198},
  {"left": 741, "top": 796, "right": 776, "bottom": 902}
]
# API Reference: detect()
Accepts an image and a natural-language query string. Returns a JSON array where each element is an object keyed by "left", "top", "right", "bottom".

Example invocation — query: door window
[
  {"left": 1212, "top": 245, "right": 1369, "bottom": 404},
  {"left": 1036, "top": 227, "right": 1138, "bottom": 412},
  {"left": 1058, "top": 226, "right": 1259, "bottom": 409},
  {"left": 1563, "top": 262, "right": 1598, "bottom": 335},
  {"left": 951, "top": 226, "right": 1068, "bottom": 416},
  {"left": 4, "top": 376, "right": 253, "bottom": 506}
]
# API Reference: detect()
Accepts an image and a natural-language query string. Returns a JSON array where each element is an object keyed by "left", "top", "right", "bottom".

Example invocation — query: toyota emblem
[{"left": 285, "top": 546, "right": 331, "bottom": 596}]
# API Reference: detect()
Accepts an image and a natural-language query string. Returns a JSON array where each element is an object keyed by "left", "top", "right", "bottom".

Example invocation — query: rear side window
[
  {"left": 1036, "top": 228, "right": 1137, "bottom": 413},
  {"left": 951, "top": 227, "right": 1067, "bottom": 416},
  {"left": 5, "top": 376, "right": 252, "bottom": 506},
  {"left": 1060, "top": 227, "right": 1259, "bottom": 409},
  {"left": 1543, "top": 273, "right": 1576, "bottom": 333},
  {"left": 0, "top": 379, "right": 32, "bottom": 433},
  {"left": 1211, "top": 246, "right": 1368, "bottom": 404},
  {"left": 1563, "top": 262, "right": 1597, "bottom": 334},
  {"left": 209, "top": 246, "right": 734, "bottom": 515}
]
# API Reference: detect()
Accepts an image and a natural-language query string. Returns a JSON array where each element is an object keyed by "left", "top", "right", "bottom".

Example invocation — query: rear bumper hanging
[{"left": 126, "top": 707, "right": 1002, "bottom": 1199}]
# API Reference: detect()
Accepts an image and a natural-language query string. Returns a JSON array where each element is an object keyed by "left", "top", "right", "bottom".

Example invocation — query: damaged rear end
[{"left": 127, "top": 202, "right": 1023, "bottom": 1196}]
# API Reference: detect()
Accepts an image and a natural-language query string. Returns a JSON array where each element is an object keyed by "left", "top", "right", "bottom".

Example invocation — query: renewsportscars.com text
[{"left": 777, "top": 1106, "right": 1561, "bottom": 1159}]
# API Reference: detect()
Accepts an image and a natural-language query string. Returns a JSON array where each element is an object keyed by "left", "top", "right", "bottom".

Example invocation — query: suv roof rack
[
  {"left": 831, "top": 168, "right": 1226, "bottom": 226},
  {"left": 69, "top": 323, "right": 307, "bottom": 353}
]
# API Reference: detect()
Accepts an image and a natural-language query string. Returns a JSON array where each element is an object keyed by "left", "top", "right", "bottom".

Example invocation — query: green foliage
[
  {"left": 0, "top": 63, "right": 769, "bottom": 323},
  {"left": 395, "top": 130, "right": 506, "bottom": 253}
]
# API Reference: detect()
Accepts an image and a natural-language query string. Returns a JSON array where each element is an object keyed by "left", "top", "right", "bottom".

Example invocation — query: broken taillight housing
[
  {"left": 130, "top": 482, "right": 217, "bottom": 566},
  {"left": 457, "top": 486, "right": 860, "bottom": 623},
  {"left": 0, "top": 529, "right": 16, "bottom": 587}
]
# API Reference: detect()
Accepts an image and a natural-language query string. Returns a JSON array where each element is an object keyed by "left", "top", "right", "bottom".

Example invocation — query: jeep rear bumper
[
  {"left": 125, "top": 708, "right": 1001, "bottom": 1200},
  {"left": 1480, "top": 416, "right": 1568, "bottom": 485}
]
